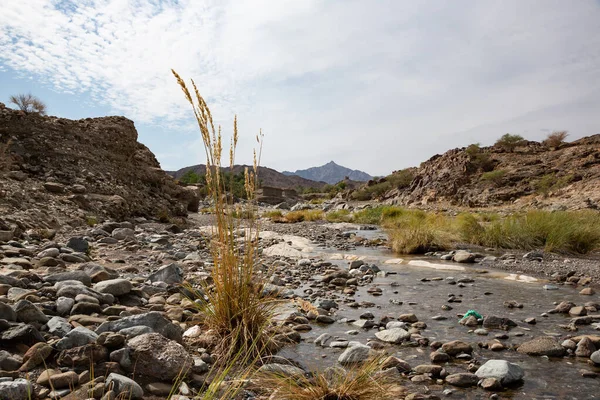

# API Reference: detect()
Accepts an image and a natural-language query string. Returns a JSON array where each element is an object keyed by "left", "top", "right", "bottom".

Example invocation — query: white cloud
[{"left": 1, "top": 0, "right": 600, "bottom": 175}]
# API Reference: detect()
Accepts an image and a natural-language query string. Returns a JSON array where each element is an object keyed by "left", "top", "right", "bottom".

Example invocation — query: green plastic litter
[{"left": 460, "top": 310, "right": 482, "bottom": 320}]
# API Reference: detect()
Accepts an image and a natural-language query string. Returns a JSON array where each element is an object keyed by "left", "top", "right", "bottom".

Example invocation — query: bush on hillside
[
  {"left": 465, "top": 143, "right": 494, "bottom": 172},
  {"left": 543, "top": 131, "right": 569, "bottom": 148},
  {"left": 480, "top": 169, "right": 506, "bottom": 185},
  {"left": 9, "top": 93, "right": 47, "bottom": 115},
  {"left": 495, "top": 133, "right": 524, "bottom": 151}
]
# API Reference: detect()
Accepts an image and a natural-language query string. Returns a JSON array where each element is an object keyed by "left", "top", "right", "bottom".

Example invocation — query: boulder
[
  {"left": 445, "top": 373, "right": 478, "bottom": 387},
  {"left": 338, "top": 343, "right": 371, "bottom": 364},
  {"left": 105, "top": 373, "right": 144, "bottom": 399},
  {"left": 517, "top": 336, "right": 566, "bottom": 357},
  {"left": 441, "top": 340, "right": 472, "bottom": 356},
  {"left": 93, "top": 279, "right": 132, "bottom": 296},
  {"left": 0, "top": 379, "right": 33, "bottom": 400},
  {"left": 125, "top": 333, "right": 192, "bottom": 380},
  {"left": 148, "top": 263, "right": 183, "bottom": 284},
  {"left": 374, "top": 328, "right": 410, "bottom": 344},
  {"left": 475, "top": 360, "right": 524, "bottom": 385}
]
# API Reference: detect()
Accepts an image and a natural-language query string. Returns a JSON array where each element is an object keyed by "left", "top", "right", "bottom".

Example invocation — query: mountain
[
  {"left": 370, "top": 135, "right": 600, "bottom": 210},
  {"left": 282, "top": 161, "right": 372, "bottom": 185},
  {"left": 168, "top": 165, "right": 326, "bottom": 189}
]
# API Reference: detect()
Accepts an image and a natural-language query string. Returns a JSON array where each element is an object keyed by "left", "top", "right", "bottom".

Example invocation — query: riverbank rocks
[
  {"left": 517, "top": 336, "right": 566, "bottom": 357},
  {"left": 475, "top": 360, "right": 524, "bottom": 385},
  {"left": 0, "top": 379, "right": 33, "bottom": 400},
  {"left": 441, "top": 340, "right": 472, "bottom": 356},
  {"left": 106, "top": 373, "right": 144, "bottom": 399},
  {"left": 446, "top": 373, "right": 479, "bottom": 387},
  {"left": 453, "top": 251, "right": 476, "bottom": 263},
  {"left": 124, "top": 333, "right": 192, "bottom": 380},
  {"left": 375, "top": 328, "right": 410, "bottom": 344},
  {"left": 93, "top": 278, "right": 132, "bottom": 296},
  {"left": 338, "top": 343, "right": 371, "bottom": 364},
  {"left": 95, "top": 311, "right": 183, "bottom": 342},
  {"left": 148, "top": 263, "right": 184, "bottom": 284}
]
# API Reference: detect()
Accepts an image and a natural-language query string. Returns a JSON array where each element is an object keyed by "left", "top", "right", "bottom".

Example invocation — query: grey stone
[
  {"left": 338, "top": 343, "right": 371, "bottom": 364},
  {"left": 93, "top": 279, "right": 132, "bottom": 296},
  {"left": 112, "top": 228, "right": 135, "bottom": 240},
  {"left": 119, "top": 326, "right": 154, "bottom": 338},
  {"left": 374, "top": 328, "right": 410, "bottom": 344},
  {"left": 517, "top": 336, "right": 566, "bottom": 357},
  {"left": 13, "top": 300, "right": 49, "bottom": 324},
  {"left": 47, "top": 316, "right": 72, "bottom": 337},
  {"left": 590, "top": 350, "right": 600, "bottom": 364},
  {"left": 66, "top": 237, "right": 89, "bottom": 253},
  {"left": 37, "top": 248, "right": 60, "bottom": 258},
  {"left": 95, "top": 311, "right": 182, "bottom": 342},
  {"left": 0, "top": 350, "right": 22, "bottom": 371},
  {"left": 56, "top": 284, "right": 114, "bottom": 304},
  {"left": 475, "top": 360, "right": 525, "bottom": 385},
  {"left": 0, "top": 324, "right": 45, "bottom": 346},
  {"left": 55, "top": 326, "right": 98, "bottom": 350},
  {"left": 445, "top": 373, "right": 479, "bottom": 387},
  {"left": 45, "top": 271, "right": 92, "bottom": 286},
  {"left": 0, "top": 379, "right": 33, "bottom": 400},
  {"left": 0, "top": 302, "right": 17, "bottom": 321},
  {"left": 453, "top": 250, "right": 475, "bottom": 263},
  {"left": 125, "top": 333, "right": 192, "bottom": 380},
  {"left": 314, "top": 299, "right": 338, "bottom": 310},
  {"left": 105, "top": 373, "right": 143, "bottom": 399},
  {"left": 56, "top": 297, "right": 75, "bottom": 316},
  {"left": 148, "top": 264, "right": 183, "bottom": 285},
  {"left": 258, "top": 363, "right": 306, "bottom": 377}
]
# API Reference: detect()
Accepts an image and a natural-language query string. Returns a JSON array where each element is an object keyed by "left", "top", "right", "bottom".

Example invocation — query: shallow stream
[{"left": 274, "top": 228, "right": 600, "bottom": 400}]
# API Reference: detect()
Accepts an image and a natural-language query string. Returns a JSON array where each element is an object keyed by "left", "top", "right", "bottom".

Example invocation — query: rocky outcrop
[
  {"left": 0, "top": 102, "right": 198, "bottom": 233},
  {"left": 378, "top": 135, "right": 600, "bottom": 210}
]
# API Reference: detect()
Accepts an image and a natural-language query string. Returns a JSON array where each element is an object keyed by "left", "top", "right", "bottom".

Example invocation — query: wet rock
[
  {"left": 554, "top": 301, "right": 576, "bottom": 314},
  {"left": 482, "top": 315, "right": 517, "bottom": 330},
  {"left": 575, "top": 337, "right": 596, "bottom": 357},
  {"left": 105, "top": 373, "right": 143, "bottom": 399},
  {"left": 338, "top": 343, "right": 371, "bottom": 364},
  {"left": 381, "top": 356, "right": 411, "bottom": 372},
  {"left": 413, "top": 364, "right": 443, "bottom": 376},
  {"left": 441, "top": 340, "right": 472, "bottom": 356},
  {"left": 375, "top": 328, "right": 410, "bottom": 344},
  {"left": 445, "top": 373, "right": 478, "bottom": 387},
  {"left": 258, "top": 363, "right": 306, "bottom": 377},
  {"left": 314, "top": 299, "right": 338, "bottom": 310},
  {"left": 517, "top": 336, "right": 566, "bottom": 357},
  {"left": 569, "top": 306, "right": 587, "bottom": 316},
  {"left": 591, "top": 350, "right": 600, "bottom": 364},
  {"left": 480, "top": 377, "right": 503, "bottom": 391},
  {"left": 125, "top": 333, "right": 192, "bottom": 380},
  {"left": 453, "top": 251, "right": 475, "bottom": 263},
  {"left": 398, "top": 313, "right": 418, "bottom": 323},
  {"left": 475, "top": 360, "right": 524, "bottom": 385},
  {"left": 580, "top": 288, "right": 595, "bottom": 295},
  {"left": 430, "top": 351, "right": 450, "bottom": 363}
]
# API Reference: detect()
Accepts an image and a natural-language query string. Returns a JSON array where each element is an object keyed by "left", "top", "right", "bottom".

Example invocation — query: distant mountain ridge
[
  {"left": 282, "top": 161, "right": 372, "bottom": 185},
  {"left": 167, "top": 164, "right": 326, "bottom": 189}
]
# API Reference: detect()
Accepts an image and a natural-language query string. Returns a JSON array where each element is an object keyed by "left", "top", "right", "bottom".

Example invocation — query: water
[{"left": 280, "top": 228, "right": 600, "bottom": 399}]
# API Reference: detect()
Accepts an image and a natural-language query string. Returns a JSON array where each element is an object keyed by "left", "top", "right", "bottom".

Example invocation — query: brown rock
[
  {"left": 57, "top": 344, "right": 108, "bottom": 367},
  {"left": 125, "top": 333, "right": 192, "bottom": 380},
  {"left": 441, "top": 340, "right": 472, "bottom": 356},
  {"left": 19, "top": 342, "right": 53, "bottom": 371},
  {"left": 49, "top": 371, "right": 79, "bottom": 389},
  {"left": 517, "top": 336, "right": 566, "bottom": 357}
]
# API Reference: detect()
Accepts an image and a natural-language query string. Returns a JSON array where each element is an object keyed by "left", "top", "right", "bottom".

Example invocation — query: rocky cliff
[
  {"left": 0, "top": 103, "right": 198, "bottom": 234},
  {"left": 380, "top": 135, "right": 600, "bottom": 210}
]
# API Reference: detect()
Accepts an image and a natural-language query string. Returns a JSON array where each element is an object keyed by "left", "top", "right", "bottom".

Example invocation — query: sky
[{"left": 1, "top": 0, "right": 599, "bottom": 177}]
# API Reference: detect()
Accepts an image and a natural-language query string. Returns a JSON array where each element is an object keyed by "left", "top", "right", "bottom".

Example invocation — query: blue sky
[{"left": 1, "top": 1, "right": 600, "bottom": 176}]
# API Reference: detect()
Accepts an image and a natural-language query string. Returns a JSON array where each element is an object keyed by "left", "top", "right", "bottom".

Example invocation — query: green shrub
[
  {"left": 284, "top": 210, "right": 324, "bottom": 223},
  {"left": 495, "top": 133, "right": 524, "bottom": 151},
  {"left": 386, "top": 169, "right": 414, "bottom": 189},
  {"left": 480, "top": 169, "right": 506, "bottom": 185},
  {"left": 325, "top": 209, "right": 352, "bottom": 223},
  {"left": 466, "top": 143, "right": 494, "bottom": 172},
  {"left": 179, "top": 170, "right": 203, "bottom": 184},
  {"left": 535, "top": 173, "right": 573, "bottom": 197}
]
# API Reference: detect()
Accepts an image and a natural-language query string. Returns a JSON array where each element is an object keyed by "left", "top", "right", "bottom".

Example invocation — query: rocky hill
[
  {"left": 283, "top": 161, "right": 372, "bottom": 184},
  {"left": 0, "top": 103, "right": 198, "bottom": 235},
  {"left": 372, "top": 135, "right": 600, "bottom": 210},
  {"left": 169, "top": 164, "right": 326, "bottom": 189}
]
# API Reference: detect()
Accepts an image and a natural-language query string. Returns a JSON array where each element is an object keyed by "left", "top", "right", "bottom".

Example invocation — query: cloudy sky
[{"left": 1, "top": 1, "right": 599, "bottom": 176}]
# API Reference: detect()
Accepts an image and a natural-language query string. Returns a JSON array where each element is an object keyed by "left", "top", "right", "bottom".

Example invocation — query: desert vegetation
[
  {"left": 383, "top": 208, "right": 600, "bottom": 254},
  {"left": 173, "top": 70, "right": 277, "bottom": 371},
  {"left": 9, "top": 93, "right": 47, "bottom": 115},
  {"left": 543, "top": 130, "right": 569, "bottom": 148},
  {"left": 350, "top": 169, "right": 413, "bottom": 201},
  {"left": 495, "top": 133, "right": 524, "bottom": 151}
]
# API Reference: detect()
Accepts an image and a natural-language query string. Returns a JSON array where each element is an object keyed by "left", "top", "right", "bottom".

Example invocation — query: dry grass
[
  {"left": 543, "top": 130, "right": 569, "bottom": 148},
  {"left": 173, "top": 70, "right": 278, "bottom": 366},
  {"left": 9, "top": 93, "right": 47, "bottom": 115},
  {"left": 258, "top": 356, "right": 404, "bottom": 400},
  {"left": 384, "top": 210, "right": 456, "bottom": 254},
  {"left": 282, "top": 210, "right": 324, "bottom": 223}
]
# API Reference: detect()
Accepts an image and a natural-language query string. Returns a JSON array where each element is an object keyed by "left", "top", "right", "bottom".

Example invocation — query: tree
[
  {"left": 495, "top": 133, "right": 524, "bottom": 151},
  {"left": 9, "top": 93, "right": 47, "bottom": 115}
]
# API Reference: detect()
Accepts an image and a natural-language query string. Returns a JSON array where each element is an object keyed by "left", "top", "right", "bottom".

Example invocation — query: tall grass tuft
[
  {"left": 383, "top": 209, "right": 456, "bottom": 254},
  {"left": 173, "top": 70, "right": 278, "bottom": 365},
  {"left": 259, "top": 356, "right": 403, "bottom": 400}
]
